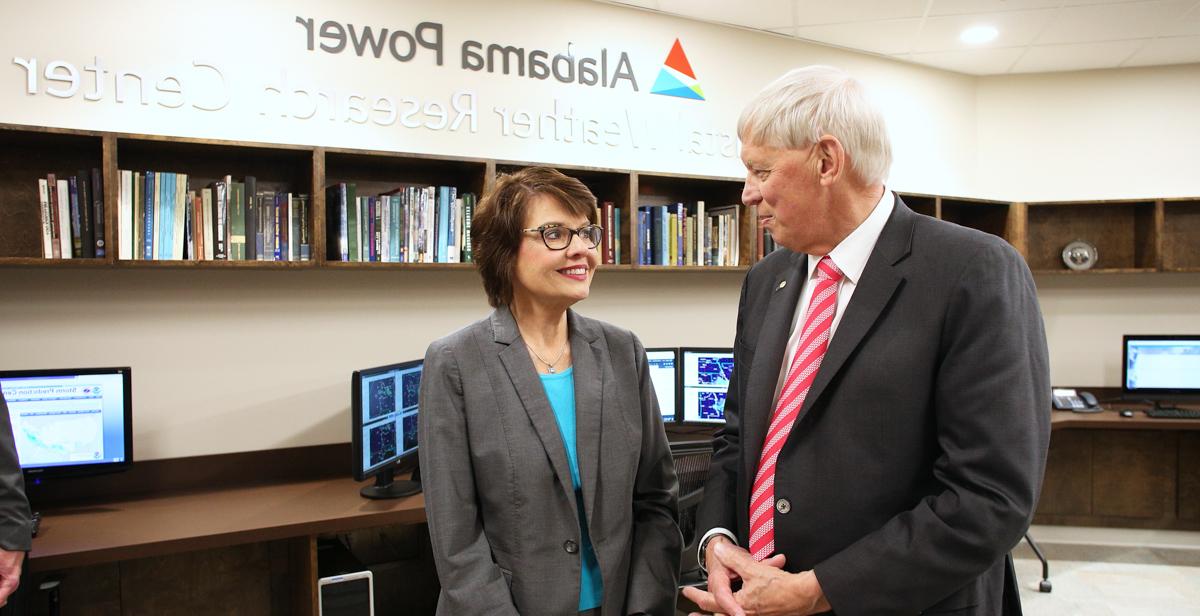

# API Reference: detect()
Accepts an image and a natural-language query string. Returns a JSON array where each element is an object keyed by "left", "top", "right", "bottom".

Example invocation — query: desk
[
  {"left": 29, "top": 477, "right": 425, "bottom": 572},
  {"left": 19, "top": 446, "right": 434, "bottom": 616},
  {"left": 1037, "top": 407, "right": 1200, "bottom": 531}
]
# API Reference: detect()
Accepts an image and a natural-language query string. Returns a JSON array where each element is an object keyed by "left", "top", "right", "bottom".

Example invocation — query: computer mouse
[{"left": 1120, "top": 409, "right": 1135, "bottom": 418}]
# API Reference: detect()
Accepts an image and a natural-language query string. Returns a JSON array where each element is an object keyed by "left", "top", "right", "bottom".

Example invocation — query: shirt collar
[{"left": 806, "top": 189, "right": 894, "bottom": 285}]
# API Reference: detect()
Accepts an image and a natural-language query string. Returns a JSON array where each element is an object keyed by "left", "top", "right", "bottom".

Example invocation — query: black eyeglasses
[{"left": 522, "top": 224, "right": 604, "bottom": 250}]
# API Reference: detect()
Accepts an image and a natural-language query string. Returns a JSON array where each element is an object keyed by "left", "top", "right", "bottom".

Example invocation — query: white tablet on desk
[{"left": 318, "top": 570, "right": 374, "bottom": 616}]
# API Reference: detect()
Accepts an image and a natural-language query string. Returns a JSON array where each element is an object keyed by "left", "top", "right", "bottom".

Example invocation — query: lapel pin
[{"left": 777, "top": 280, "right": 787, "bottom": 290}]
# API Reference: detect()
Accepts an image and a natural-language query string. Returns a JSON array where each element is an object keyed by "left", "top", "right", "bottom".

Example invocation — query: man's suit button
[
  {"left": 563, "top": 540, "right": 579, "bottom": 554},
  {"left": 776, "top": 498, "right": 791, "bottom": 514}
]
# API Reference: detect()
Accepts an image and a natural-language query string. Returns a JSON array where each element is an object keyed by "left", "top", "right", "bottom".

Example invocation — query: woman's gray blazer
[{"left": 418, "top": 305, "right": 681, "bottom": 616}]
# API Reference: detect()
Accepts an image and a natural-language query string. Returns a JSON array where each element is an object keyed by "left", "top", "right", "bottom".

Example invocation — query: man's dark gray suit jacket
[
  {"left": 697, "top": 197, "right": 1051, "bottom": 615},
  {"left": 419, "top": 306, "right": 681, "bottom": 616}
]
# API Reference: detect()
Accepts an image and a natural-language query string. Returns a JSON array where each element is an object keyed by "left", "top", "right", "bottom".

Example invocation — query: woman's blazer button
[{"left": 563, "top": 539, "right": 579, "bottom": 554}]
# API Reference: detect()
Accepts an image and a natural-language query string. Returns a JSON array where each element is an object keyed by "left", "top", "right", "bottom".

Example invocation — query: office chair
[
  {"left": 668, "top": 440, "right": 713, "bottom": 589},
  {"left": 1023, "top": 531, "right": 1052, "bottom": 592}
]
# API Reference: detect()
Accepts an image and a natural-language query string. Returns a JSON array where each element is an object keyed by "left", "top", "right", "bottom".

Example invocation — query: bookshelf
[
  {"left": 634, "top": 171, "right": 749, "bottom": 269},
  {"left": 1, "top": 123, "right": 1198, "bottom": 276},
  {"left": 1162, "top": 198, "right": 1200, "bottom": 272},
  {"left": 1026, "top": 200, "right": 1158, "bottom": 274},
  {"left": 114, "top": 135, "right": 317, "bottom": 269}
]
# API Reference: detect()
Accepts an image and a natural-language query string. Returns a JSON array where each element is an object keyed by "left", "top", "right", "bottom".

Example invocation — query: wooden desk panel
[
  {"left": 29, "top": 477, "right": 425, "bottom": 572},
  {"left": 1039, "top": 408, "right": 1200, "bottom": 530}
]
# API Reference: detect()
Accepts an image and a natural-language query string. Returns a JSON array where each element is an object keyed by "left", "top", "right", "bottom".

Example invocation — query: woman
[{"left": 418, "top": 166, "right": 681, "bottom": 616}]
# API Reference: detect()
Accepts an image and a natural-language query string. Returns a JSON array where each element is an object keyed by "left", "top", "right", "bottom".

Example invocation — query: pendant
[{"left": 548, "top": 366, "right": 556, "bottom": 374}]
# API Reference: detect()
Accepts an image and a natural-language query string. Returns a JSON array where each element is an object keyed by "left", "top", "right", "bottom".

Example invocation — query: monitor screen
[
  {"left": 1123, "top": 335, "right": 1200, "bottom": 397},
  {"left": 680, "top": 348, "right": 734, "bottom": 424},
  {"left": 645, "top": 348, "right": 679, "bottom": 422},
  {"left": 352, "top": 360, "right": 422, "bottom": 482},
  {"left": 0, "top": 366, "right": 133, "bottom": 477}
]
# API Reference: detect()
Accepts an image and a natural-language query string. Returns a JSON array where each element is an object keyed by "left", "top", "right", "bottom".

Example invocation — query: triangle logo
[{"left": 651, "top": 39, "right": 705, "bottom": 101}]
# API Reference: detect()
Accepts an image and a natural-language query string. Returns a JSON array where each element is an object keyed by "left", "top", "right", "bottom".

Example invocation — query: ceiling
[{"left": 599, "top": 0, "right": 1200, "bottom": 75}]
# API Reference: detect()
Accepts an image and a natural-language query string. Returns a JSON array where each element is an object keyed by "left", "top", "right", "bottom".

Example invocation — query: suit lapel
[
  {"left": 795, "top": 196, "right": 915, "bottom": 421},
  {"left": 568, "top": 310, "right": 604, "bottom": 525},
  {"left": 492, "top": 306, "right": 576, "bottom": 506},
  {"left": 743, "top": 251, "right": 807, "bottom": 463}
]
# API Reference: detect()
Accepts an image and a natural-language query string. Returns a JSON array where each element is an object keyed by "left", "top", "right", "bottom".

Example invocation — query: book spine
[
  {"left": 217, "top": 176, "right": 230, "bottom": 260},
  {"left": 56, "top": 179, "right": 71, "bottom": 258},
  {"left": 271, "top": 190, "right": 279, "bottom": 260},
  {"left": 76, "top": 170, "right": 95, "bottom": 258},
  {"left": 68, "top": 176, "right": 82, "bottom": 258},
  {"left": 245, "top": 176, "right": 257, "bottom": 261},
  {"left": 47, "top": 174, "right": 61, "bottom": 259},
  {"left": 91, "top": 167, "right": 105, "bottom": 257},
  {"left": 38, "top": 179, "right": 52, "bottom": 258},
  {"left": 132, "top": 172, "right": 143, "bottom": 260},
  {"left": 202, "top": 188, "right": 213, "bottom": 260},
  {"left": 462, "top": 193, "right": 474, "bottom": 263},
  {"left": 347, "top": 184, "right": 358, "bottom": 261},
  {"left": 229, "top": 182, "right": 244, "bottom": 260},
  {"left": 174, "top": 174, "right": 187, "bottom": 260},
  {"left": 613, "top": 207, "right": 621, "bottom": 265},
  {"left": 119, "top": 170, "right": 132, "bottom": 260},
  {"left": 299, "top": 194, "right": 311, "bottom": 261}
]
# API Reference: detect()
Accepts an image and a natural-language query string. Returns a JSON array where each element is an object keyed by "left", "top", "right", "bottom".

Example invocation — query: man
[
  {"left": 684, "top": 65, "right": 1050, "bottom": 616},
  {"left": 0, "top": 389, "right": 32, "bottom": 607}
]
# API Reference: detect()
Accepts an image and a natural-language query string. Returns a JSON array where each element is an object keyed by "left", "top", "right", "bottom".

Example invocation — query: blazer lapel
[
  {"left": 743, "top": 251, "right": 807, "bottom": 463},
  {"left": 568, "top": 310, "right": 604, "bottom": 525},
  {"left": 795, "top": 196, "right": 915, "bottom": 420},
  {"left": 492, "top": 306, "right": 576, "bottom": 506}
]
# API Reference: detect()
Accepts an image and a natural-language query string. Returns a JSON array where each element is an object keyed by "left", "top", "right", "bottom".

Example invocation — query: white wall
[
  {"left": 1, "top": 0, "right": 1197, "bottom": 460},
  {"left": 976, "top": 64, "right": 1200, "bottom": 201}
]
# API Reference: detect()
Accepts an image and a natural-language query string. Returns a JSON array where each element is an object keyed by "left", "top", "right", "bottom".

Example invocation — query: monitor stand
[
  {"left": 1152, "top": 400, "right": 1182, "bottom": 412},
  {"left": 359, "top": 464, "right": 422, "bottom": 499}
]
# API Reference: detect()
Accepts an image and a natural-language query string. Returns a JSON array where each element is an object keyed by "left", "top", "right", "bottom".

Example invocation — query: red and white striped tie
[{"left": 748, "top": 256, "right": 843, "bottom": 561}]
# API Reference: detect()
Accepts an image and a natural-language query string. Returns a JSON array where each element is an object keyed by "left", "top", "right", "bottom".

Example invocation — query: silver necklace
[{"left": 528, "top": 340, "right": 569, "bottom": 373}]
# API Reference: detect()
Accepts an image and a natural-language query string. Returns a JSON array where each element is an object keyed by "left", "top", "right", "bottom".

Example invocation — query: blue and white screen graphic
[
  {"left": 360, "top": 363, "right": 422, "bottom": 474},
  {"left": 1126, "top": 339, "right": 1200, "bottom": 391},
  {"left": 1, "top": 373, "right": 127, "bottom": 469},
  {"left": 682, "top": 351, "right": 733, "bottom": 423},
  {"left": 646, "top": 350, "right": 677, "bottom": 421}
]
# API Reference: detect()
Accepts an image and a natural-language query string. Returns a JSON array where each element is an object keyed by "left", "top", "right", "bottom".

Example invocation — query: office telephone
[{"left": 1052, "top": 388, "right": 1100, "bottom": 412}]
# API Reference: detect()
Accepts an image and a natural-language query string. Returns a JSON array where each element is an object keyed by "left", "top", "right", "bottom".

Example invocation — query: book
[
  {"left": 76, "top": 170, "right": 95, "bottom": 258},
  {"left": 47, "top": 174, "right": 62, "bottom": 259},
  {"left": 347, "top": 183, "right": 359, "bottom": 261},
  {"left": 173, "top": 173, "right": 187, "bottom": 260},
  {"left": 244, "top": 176, "right": 257, "bottom": 261},
  {"left": 68, "top": 175, "right": 83, "bottom": 258},
  {"left": 297, "top": 194, "right": 310, "bottom": 261},
  {"left": 118, "top": 170, "right": 132, "bottom": 259},
  {"left": 201, "top": 188, "right": 214, "bottom": 260},
  {"left": 56, "top": 178, "right": 71, "bottom": 258},
  {"left": 462, "top": 192, "right": 475, "bottom": 263},
  {"left": 229, "top": 181, "right": 245, "bottom": 260},
  {"left": 613, "top": 207, "right": 621, "bottom": 265},
  {"left": 91, "top": 168, "right": 105, "bottom": 257},
  {"left": 37, "top": 179, "right": 52, "bottom": 258}
]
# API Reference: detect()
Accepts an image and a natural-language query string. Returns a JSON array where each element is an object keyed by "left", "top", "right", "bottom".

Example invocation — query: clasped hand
[{"left": 682, "top": 539, "right": 829, "bottom": 616}]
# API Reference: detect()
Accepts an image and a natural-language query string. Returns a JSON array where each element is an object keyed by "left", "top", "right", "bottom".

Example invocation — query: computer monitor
[
  {"left": 1123, "top": 335, "right": 1200, "bottom": 408},
  {"left": 351, "top": 359, "right": 423, "bottom": 499},
  {"left": 0, "top": 367, "right": 133, "bottom": 480},
  {"left": 679, "top": 348, "right": 734, "bottom": 424},
  {"left": 645, "top": 348, "right": 679, "bottom": 422}
]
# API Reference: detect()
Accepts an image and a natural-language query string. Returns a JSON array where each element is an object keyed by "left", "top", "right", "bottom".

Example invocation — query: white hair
[{"left": 738, "top": 65, "right": 892, "bottom": 186}]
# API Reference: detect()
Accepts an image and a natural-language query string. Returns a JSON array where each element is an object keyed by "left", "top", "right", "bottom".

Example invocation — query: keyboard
[{"left": 1144, "top": 407, "right": 1200, "bottom": 419}]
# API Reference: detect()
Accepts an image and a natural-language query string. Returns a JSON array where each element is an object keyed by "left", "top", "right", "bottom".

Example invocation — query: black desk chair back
[{"left": 669, "top": 440, "right": 712, "bottom": 588}]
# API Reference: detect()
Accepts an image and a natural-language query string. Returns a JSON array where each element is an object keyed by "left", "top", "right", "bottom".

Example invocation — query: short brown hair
[{"left": 473, "top": 167, "right": 597, "bottom": 308}]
